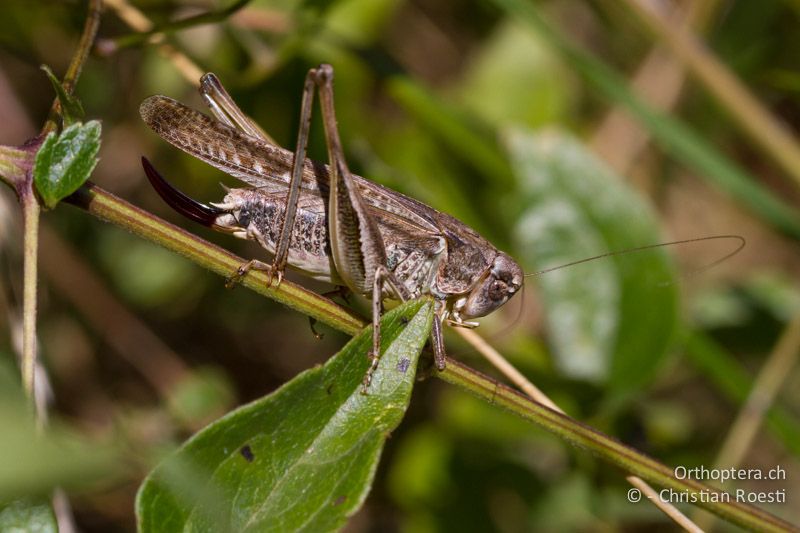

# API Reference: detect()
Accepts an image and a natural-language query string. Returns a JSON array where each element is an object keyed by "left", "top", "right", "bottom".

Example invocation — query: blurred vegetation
[{"left": 1, "top": 0, "right": 799, "bottom": 531}]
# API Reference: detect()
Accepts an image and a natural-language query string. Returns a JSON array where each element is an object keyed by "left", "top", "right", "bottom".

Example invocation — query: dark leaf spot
[
  {"left": 240, "top": 445, "right": 254, "bottom": 462},
  {"left": 333, "top": 495, "right": 347, "bottom": 506},
  {"left": 396, "top": 357, "right": 410, "bottom": 374}
]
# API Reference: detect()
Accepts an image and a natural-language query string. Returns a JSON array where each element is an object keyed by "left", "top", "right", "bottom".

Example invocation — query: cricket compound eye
[
  {"left": 459, "top": 253, "right": 524, "bottom": 319},
  {"left": 488, "top": 279, "right": 508, "bottom": 302}
]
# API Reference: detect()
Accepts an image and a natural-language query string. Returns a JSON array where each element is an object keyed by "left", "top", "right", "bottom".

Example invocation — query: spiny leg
[
  {"left": 361, "top": 266, "right": 412, "bottom": 392},
  {"left": 198, "top": 72, "right": 317, "bottom": 288},
  {"left": 266, "top": 72, "right": 318, "bottom": 287},
  {"left": 363, "top": 266, "right": 388, "bottom": 391},
  {"left": 308, "top": 65, "right": 414, "bottom": 389},
  {"left": 431, "top": 307, "right": 447, "bottom": 371}
]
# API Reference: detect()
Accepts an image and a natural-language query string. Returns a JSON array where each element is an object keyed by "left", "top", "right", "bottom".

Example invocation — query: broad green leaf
[
  {"left": 0, "top": 499, "right": 57, "bottom": 533},
  {"left": 40, "top": 65, "right": 84, "bottom": 126},
  {"left": 136, "top": 299, "right": 433, "bottom": 533},
  {"left": 507, "top": 129, "right": 678, "bottom": 393},
  {"left": 33, "top": 120, "right": 101, "bottom": 209}
]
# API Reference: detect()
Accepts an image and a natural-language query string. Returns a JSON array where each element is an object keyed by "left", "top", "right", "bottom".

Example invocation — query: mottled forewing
[{"left": 140, "top": 96, "right": 302, "bottom": 189}]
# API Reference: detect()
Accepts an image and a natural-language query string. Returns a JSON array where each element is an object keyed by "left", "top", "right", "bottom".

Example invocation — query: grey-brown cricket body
[{"left": 140, "top": 64, "right": 523, "bottom": 387}]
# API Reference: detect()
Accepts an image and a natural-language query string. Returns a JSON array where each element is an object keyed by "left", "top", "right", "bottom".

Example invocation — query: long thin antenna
[{"left": 524, "top": 235, "right": 745, "bottom": 278}]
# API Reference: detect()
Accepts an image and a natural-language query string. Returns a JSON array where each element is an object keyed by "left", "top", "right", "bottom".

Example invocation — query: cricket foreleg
[{"left": 431, "top": 309, "right": 447, "bottom": 371}]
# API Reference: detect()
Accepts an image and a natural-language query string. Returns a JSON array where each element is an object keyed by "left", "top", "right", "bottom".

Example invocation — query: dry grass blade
[
  {"left": 616, "top": 0, "right": 800, "bottom": 191},
  {"left": 693, "top": 313, "right": 800, "bottom": 530}
]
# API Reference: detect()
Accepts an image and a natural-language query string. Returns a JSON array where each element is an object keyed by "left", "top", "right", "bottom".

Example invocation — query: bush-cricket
[{"left": 139, "top": 65, "right": 739, "bottom": 388}]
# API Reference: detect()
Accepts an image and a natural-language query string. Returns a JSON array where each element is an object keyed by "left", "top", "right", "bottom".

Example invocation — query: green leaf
[
  {"left": 136, "top": 299, "right": 433, "bottom": 533},
  {"left": 33, "top": 120, "right": 101, "bottom": 209},
  {"left": 40, "top": 65, "right": 84, "bottom": 126},
  {"left": 0, "top": 499, "right": 57, "bottom": 533},
  {"left": 507, "top": 129, "right": 678, "bottom": 394}
]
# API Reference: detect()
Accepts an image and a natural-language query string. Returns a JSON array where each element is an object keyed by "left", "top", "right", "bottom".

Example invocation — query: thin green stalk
[
  {"left": 111, "top": 0, "right": 253, "bottom": 50},
  {"left": 66, "top": 183, "right": 365, "bottom": 335},
  {"left": 14, "top": 0, "right": 102, "bottom": 418},
  {"left": 66, "top": 181, "right": 796, "bottom": 532},
  {"left": 20, "top": 190, "right": 40, "bottom": 407},
  {"left": 42, "top": 0, "right": 102, "bottom": 135},
  {"left": 438, "top": 360, "right": 795, "bottom": 533}
]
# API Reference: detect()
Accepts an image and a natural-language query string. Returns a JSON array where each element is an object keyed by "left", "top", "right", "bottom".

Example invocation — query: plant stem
[
  {"left": 437, "top": 359, "right": 794, "bottom": 533},
  {"left": 65, "top": 181, "right": 796, "bottom": 532},
  {"left": 111, "top": 0, "right": 252, "bottom": 50},
  {"left": 20, "top": 188, "right": 40, "bottom": 409},
  {"left": 42, "top": 0, "right": 102, "bottom": 135},
  {"left": 66, "top": 183, "right": 365, "bottom": 335}
]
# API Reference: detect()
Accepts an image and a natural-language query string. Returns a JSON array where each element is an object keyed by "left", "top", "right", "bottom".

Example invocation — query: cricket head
[{"left": 457, "top": 252, "right": 523, "bottom": 319}]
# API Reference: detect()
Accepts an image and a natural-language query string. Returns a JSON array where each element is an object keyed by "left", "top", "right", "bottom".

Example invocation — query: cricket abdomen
[
  {"left": 217, "top": 189, "right": 339, "bottom": 283},
  {"left": 216, "top": 187, "right": 451, "bottom": 298}
]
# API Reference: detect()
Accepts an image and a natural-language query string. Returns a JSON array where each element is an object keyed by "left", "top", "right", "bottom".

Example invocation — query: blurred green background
[{"left": 1, "top": 0, "right": 799, "bottom": 531}]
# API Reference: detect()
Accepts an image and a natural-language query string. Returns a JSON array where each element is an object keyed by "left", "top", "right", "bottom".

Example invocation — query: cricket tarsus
[
  {"left": 141, "top": 64, "right": 525, "bottom": 391},
  {"left": 308, "top": 317, "right": 324, "bottom": 340}
]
